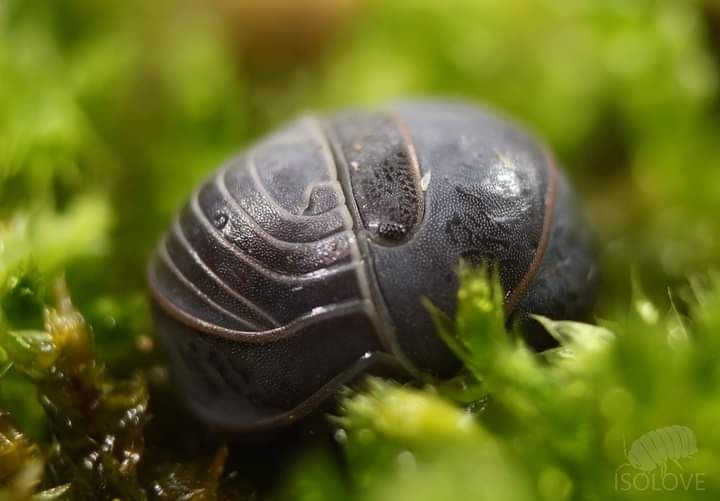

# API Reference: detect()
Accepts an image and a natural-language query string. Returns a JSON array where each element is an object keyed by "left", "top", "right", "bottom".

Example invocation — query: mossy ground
[{"left": 1, "top": 1, "right": 720, "bottom": 499}]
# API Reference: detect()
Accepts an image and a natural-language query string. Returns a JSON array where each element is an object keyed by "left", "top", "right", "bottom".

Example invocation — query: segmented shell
[{"left": 148, "top": 101, "right": 599, "bottom": 430}]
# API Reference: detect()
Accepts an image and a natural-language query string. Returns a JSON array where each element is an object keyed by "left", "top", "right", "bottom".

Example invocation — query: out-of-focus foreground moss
[{"left": 1, "top": 0, "right": 720, "bottom": 499}]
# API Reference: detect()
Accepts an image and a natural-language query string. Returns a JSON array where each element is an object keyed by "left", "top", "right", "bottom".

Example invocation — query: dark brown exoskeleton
[{"left": 148, "top": 101, "right": 599, "bottom": 431}]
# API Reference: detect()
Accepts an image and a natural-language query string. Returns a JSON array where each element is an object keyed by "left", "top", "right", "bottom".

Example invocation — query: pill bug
[
  {"left": 148, "top": 100, "right": 599, "bottom": 431},
  {"left": 623, "top": 426, "right": 698, "bottom": 473}
]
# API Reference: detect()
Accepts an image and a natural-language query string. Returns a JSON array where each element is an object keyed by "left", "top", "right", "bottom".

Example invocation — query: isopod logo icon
[
  {"left": 614, "top": 426, "right": 705, "bottom": 492},
  {"left": 624, "top": 425, "right": 697, "bottom": 473}
]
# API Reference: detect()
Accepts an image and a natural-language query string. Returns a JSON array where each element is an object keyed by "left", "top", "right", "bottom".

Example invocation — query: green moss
[{"left": 1, "top": 0, "right": 720, "bottom": 499}]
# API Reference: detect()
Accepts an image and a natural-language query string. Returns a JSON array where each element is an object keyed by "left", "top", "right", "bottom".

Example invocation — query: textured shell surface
[{"left": 148, "top": 100, "right": 599, "bottom": 431}]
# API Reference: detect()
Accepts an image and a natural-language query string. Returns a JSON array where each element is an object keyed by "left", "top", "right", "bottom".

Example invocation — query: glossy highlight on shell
[{"left": 148, "top": 100, "right": 599, "bottom": 431}]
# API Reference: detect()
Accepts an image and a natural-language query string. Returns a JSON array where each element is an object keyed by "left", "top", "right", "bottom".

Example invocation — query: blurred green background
[
  {"left": 2, "top": 0, "right": 720, "bottom": 499},
  {"left": 3, "top": 0, "right": 720, "bottom": 307}
]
